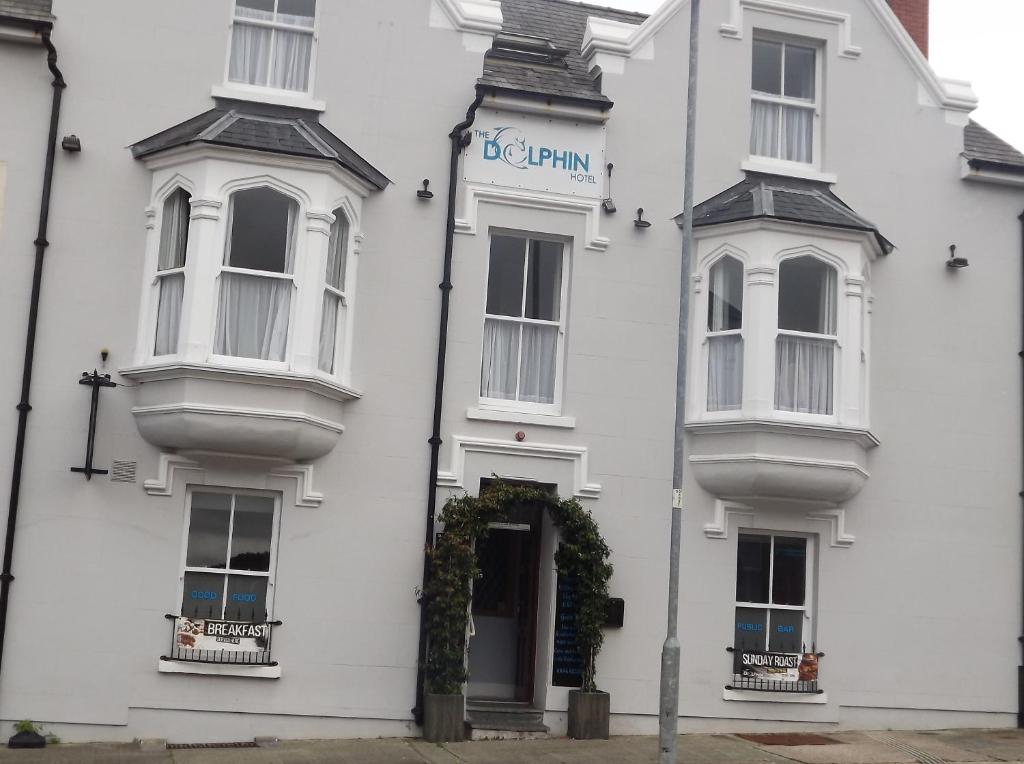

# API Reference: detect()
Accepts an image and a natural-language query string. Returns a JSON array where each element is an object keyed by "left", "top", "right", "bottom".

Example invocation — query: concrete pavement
[{"left": 1, "top": 729, "right": 1024, "bottom": 763}]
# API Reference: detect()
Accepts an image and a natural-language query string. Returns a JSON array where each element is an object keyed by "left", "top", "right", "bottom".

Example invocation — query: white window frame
[
  {"left": 152, "top": 186, "right": 192, "bottom": 358},
  {"left": 207, "top": 186, "right": 300, "bottom": 372},
  {"left": 734, "top": 529, "right": 815, "bottom": 654},
  {"left": 773, "top": 254, "right": 839, "bottom": 420},
  {"left": 222, "top": 0, "right": 320, "bottom": 101},
  {"left": 704, "top": 254, "right": 746, "bottom": 414},
  {"left": 317, "top": 208, "right": 352, "bottom": 376},
  {"left": 749, "top": 33, "right": 823, "bottom": 171},
  {"left": 176, "top": 486, "right": 282, "bottom": 623},
  {"left": 478, "top": 231, "right": 570, "bottom": 416}
]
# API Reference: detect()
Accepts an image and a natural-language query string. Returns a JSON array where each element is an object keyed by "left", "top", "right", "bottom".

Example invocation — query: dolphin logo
[{"left": 487, "top": 126, "right": 528, "bottom": 170}]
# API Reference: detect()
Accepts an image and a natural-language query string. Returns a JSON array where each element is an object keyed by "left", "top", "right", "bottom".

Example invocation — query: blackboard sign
[{"left": 551, "top": 571, "right": 583, "bottom": 687}]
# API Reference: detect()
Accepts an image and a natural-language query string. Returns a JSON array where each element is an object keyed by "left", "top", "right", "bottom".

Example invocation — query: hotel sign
[{"left": 464, "top": 109, "right": 606, "bottom": 199}]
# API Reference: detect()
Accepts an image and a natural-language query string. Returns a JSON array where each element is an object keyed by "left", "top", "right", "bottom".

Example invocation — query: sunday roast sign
[
  {"left": 739, "top": 651, "right": 819, "bottom": 683},
  {"left": 463, "top": 109, "right": 606, "bottom": 199},
  {"left": 174, "top": 617, "right": 269, "bottom": 654}
]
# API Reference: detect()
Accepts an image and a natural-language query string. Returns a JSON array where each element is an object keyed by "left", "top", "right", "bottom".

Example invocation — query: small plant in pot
[
  {"left": 421, "top": 480, "right": 613, "bottom": 742},
  {"left": 8, "top": 720, "right": 46, "bottom": 749}
]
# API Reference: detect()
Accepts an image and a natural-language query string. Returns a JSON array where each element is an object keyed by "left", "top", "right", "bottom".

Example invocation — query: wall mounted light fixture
[
  {"left": 946, "top": 244, "right": 969, "bottom": 269},
  {"left": 61, "top": 134, "right": 81, "bottom": 152},
  {"left": 602, "top": 163, "right": 616, "bottom": 213},
  {"left": 634, "top": 208, "right": 651, "bottom": 228},
  {"left": 417, "top": 179, "right": 434, "bottom": 200}
]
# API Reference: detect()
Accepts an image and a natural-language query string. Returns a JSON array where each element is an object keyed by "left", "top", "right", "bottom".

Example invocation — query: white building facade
[{"left": 0, "top": 0, "right": 1021, "bottom": 744}]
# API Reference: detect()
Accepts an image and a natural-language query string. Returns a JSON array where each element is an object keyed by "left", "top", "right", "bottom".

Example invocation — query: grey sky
[{"left": 571, "top": 0, "right": 1024, "bottom": 151}]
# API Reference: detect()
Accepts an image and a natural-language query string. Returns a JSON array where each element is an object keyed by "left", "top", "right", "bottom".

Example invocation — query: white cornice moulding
[
  {"left": 436, "top": 435, "right": 601, "bottom": 498},
  {"left": 960, "top": 158, "right": 1024, "bottom": 188},
  {"left": 144, "top": 452, "right": 323, "bottom": 508},
  {"left": 132, "top": 403, "right": 345, "bottom": 436},
  {"left": 480, "top": 92, "right": 609, "bottom": 124},
  {"left": 704, "top": 499, "right": 755, "bottom": 539},
  {"left": 806, "top": 508, "right": 855, "bottom": 547},
  {"left": 719, "top": 0, "right": 863, "bottom": 59},
  {"left": 429, "top": 0, "right": 502, "bottom": 52},
  {"left": 582, "top": 0, "right": 685, "bottom": 70},
  {"left": 455, "top": 183, "right": 609, "bottom": 252}
]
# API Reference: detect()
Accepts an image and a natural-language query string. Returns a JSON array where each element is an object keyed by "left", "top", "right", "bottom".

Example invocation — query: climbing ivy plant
[{"left": 422, "top": 480, "right": 612, "bottom": 694}]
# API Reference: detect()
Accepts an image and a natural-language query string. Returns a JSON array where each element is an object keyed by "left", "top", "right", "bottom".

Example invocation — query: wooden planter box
[
  {"left": 568, "top": 690, "right": 610, "bottom": 740},
  {"left": 424, "top": 692, "right": 465, "bottom": 742}
]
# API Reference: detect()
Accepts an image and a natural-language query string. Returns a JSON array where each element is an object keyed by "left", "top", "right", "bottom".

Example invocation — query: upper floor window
[
  {"left": 229, "top": 0, "right": 316, "bottom": 93},
  {"left": 154, "top": 188, "right": 191, "bottom": 356},
  {"left": 750, "top": 39, "right": 816, "bottom": 164},
  {"left": 707, "top": 256, "right": 744, "bottom": 411},
  {"left": 480, "top": 234, "right": 566, "bottom": 410},
  {"left": 318, "top": 210, "right": 349, "bottom": 374},
  {"left": 775, "top": 256, "right": 836, "bottom": 415},
  {"left": 214, "top": 187, "right": 297, "bottom": 362}
]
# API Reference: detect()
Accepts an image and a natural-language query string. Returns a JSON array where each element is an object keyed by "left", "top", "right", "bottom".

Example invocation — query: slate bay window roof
[
  {"left": 131, "top": 102, "right": 389, "bottom": 191},
  {"left": 963, "top": 120, "right": 1024, "bottom": 175},
  {"left": 0, "top": 0, "right": 53, "bottom": 26},
  {"left": 478, "top": 0, "right": 647, "bottom": 107},
  {"left": 682, "top": 172, "right": 894, "bottom": 255}
]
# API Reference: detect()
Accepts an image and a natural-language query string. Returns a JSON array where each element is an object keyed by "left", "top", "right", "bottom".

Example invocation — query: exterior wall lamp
[
  {"left": 634, "top": 208, "right": 652, "bottom": 228},
  {"left": 946, "top": 244, "right": 969, "bottom": 269},
  {"left": 417, "top": 178, "right": 434, "bottom": 200}
]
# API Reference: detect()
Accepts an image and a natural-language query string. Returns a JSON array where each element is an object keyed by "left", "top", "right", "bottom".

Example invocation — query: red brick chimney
[{"left": 887, "top": 0, "right": 929, "bottom": 57}]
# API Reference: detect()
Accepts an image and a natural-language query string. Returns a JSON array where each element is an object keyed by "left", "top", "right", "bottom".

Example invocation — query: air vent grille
[{"left": 110, "top": 460, "right": 137, "bottom": 483}]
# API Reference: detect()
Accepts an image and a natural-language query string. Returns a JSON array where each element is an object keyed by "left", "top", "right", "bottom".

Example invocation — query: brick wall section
[{"left": 887, "top": 0, "right": 929, "bottom": 57}]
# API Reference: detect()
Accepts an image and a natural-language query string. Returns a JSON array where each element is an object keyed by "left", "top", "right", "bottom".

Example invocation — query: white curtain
[
  {"left": 750, "top": 101, "right": 780, "bottom": 158},
  {"left": 783, "top": 106, "right": 813, "bottom": 163},
  {"left": 154, "top": 190, "right": 190, "bottom": 356},
  {"left": 480, "top": 320, "right": 518, "bottom": 400},
  {"left": 518, "top": 324, "right": 558, "bottom": 404},
  {"left": 228, "top": 20, "right": 272, "bottom": 87},
  {"left": 708, "top": 335, "right": 743, "bottom": 411},
  {"left": 270, "top": 28, "right": 312, "bottom": 91},
  {"left": 819, "top": 267, "right": 837, "bottom": 334},
  {"left": 775, "top": 336, "right": 834, "bottom": 414},
  {"left": 215, "top": 274, "right": 292, "bottom": 361},
  {"left": 318, "top": 292, "right": 340, "bottom": 373},
  {"left": 325, "top": 216, "right": 347, "bottom": 290}
]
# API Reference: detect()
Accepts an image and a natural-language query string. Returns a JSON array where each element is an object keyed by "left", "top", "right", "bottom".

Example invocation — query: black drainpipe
[
  {"left": 413, "top": 91, "right": 484, "bottom": 725},
  {"left": 1019, "top": 207, "right": 1024, "bottom": 728},
  {"left": 0, "top": 27, "right": 66, "bottom": 682}
]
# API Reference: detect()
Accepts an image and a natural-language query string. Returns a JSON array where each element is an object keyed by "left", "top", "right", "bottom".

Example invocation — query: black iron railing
[
  {"left": 160, "top": 614, "right": 282, "bottom": 667},
  {"left": 725, "top": 646, "right": 824, "bottom": 694}
]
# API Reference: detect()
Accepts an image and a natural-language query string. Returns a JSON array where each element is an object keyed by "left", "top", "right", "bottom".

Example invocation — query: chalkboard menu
[{"left": 551, "top": 571, "right": 583, "bottom": 687}]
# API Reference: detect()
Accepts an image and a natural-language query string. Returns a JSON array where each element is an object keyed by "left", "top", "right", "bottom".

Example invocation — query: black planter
[
  {"left": 8, "top": 731, "right": 45, "bottom": 749},
  {"left": 423, "top": 692, "right": 465, "bottom": 742},
  {"left": 568, "top": 689, "right": 609, "bottom": 740}
]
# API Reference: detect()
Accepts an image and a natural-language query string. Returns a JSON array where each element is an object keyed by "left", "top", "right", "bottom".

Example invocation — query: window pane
[
  {"left": 708, "top": 257, "right": 743, "bottom": 331},
  {"left": 750, "top": 101, "right": 780, "bottom": 158},
  {"left": 185, "top": 493, "right": 232, "bottom": 569},
  {"left": 318, "top": 291, "right": 340, "bottom": 374},
  {"left": 734, "top": 607, "right": 768, "bottom": 665},
  {"left": 158, "top": 189, "right": 190, "bottom": 271},
  {"left": 228, "top": 22, "right": 272, "bottom": 86},
  {"left": 326, "top": 211, "right": 348, "bottom": 290},
  {"left": 229, "top": 495, "right": 274, "bottom": 572},
  {"left": 784, "top": 45, "right": 815, "bottom": 99},
  {"left": 524, "top": 240, "right": 562, "bottom": 321},
  {"left": 707, "top": 335, "right": 743, "bottom": 411},
  {"left": 279, "top": 0, "right": 316, "bottom": 24},
  {"left": 228, "top": 188, "right": 295, "bottom": 274},
  {"left": 751, "top": 39, "right": 782, "bottom": 94},
  {"left": 486, "top": 236, "right": 526, "bottom": 316},
  {"left": 214, "top": 272, "right": 291, "bottom": 361},
  {"left": 154, "top": 273, "right": 184, "bottom": 357},
  {"left": 225, "top": 575, "right": 269, "bottom": 622},
  {"left": 268, "top": 28, "right": 312, "bottom": 91},
  {"left": 736, "top": 534, "right": 770, "bottom": 603},
  {"left": 518, "top": 324, "right": 558, "bottom": 404},
  {"left": 182, "top": 572, "right": 226, "bottom": 619},
  {"left": 775, "top": 335, "right": 834, "bottom": 414},
  {"left": 782, "top": 106, "right": 813, "bottom": 163},
  {"left": 771, "top": 537, "right": 807, "bottom": 606},
  {"left": 481, "top": 319, "right": 519, "bottom": 399},
  {"left": 237, "top": 0, "right": 274, "bottom": 13},
  {"left": 768, "top": 609, "right": 804, "bottom": 653},
  {"left": 778, "top": 257, "right": 836, "bottom": 334}
]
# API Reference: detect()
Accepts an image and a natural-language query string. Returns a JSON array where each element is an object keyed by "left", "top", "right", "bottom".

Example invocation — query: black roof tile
[
  {"left": 685, "top": 172, "right": 893, "bottom": 254},
  {"left": 963, "top": 120, "right": 1024, "bottom": 173},
  {"left": 0, "top": 0, "right": 52, "bottom": 25}
]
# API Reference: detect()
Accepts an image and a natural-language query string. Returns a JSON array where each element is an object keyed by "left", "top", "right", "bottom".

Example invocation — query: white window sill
[
  {"left": 211, "top": 84, "right": 326, "bottom": 113},
  {"left": 741, "top": 158, "right": 837, "bottom": 184},
  {"left": 723, "top": 688, "right": 827, "bottom": 704},
  {"left": 158, "top": 658, "right": 281, "bottom": 679},
  {"left": 467, "top": 407, "right": 576, "bottom": 429}
]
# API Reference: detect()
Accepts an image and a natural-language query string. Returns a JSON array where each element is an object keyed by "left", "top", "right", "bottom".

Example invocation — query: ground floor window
[{"left": 180, "top": 489, "right": 278, "bottom": 623}]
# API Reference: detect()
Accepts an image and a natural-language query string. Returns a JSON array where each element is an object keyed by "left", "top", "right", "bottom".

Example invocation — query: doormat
[
  {"left": 737, "top": 733, "right": 841, "bottom": 746},
  {"left": 166, "top": 742, "right": 258, "bottom": 749}
]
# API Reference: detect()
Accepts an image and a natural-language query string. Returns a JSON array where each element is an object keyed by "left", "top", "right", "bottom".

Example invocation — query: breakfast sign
[
  {"left": 174, "top": 617, "right": 269, "bottom": 654},
  {"left": 463, "top": 109, "right": 606, "bottom": 199}
]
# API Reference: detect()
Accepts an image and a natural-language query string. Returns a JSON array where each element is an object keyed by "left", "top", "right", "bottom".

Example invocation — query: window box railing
[
  {"left": 160, "top": 613, "right": 281, "bottom": 667},
  {"left": 725, "top": 646, "right": 824, "bottom": 694}
]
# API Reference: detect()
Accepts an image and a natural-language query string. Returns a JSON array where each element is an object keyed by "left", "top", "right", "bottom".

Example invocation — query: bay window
[
  {"left": 318, "top": 209, "right": 348, "bottom": 374},
  {"left": 480, "top": 234, "right": 566, "bottom": 409},
  {"left": 751, "top": 38, "right": 817, "bottom": 164},
  {"left": 707, "top": 256, "right": 744, "bottom": 411},
  {"left": 229, "top": 0, "right": 316, "bottom": 93},
  {"left": 154, "top": 188, "right": 191, "bottom": 356},
  {"left": 775, "top": 256, "right": 836, "bottom": 415},
  {"left": 214, "top": 187, "right": 297, "bottom": 363}
]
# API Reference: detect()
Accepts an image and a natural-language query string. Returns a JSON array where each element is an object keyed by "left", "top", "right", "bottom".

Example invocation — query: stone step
[{"left": 465, "top": 701, "right": 549, "bottom": 739}]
